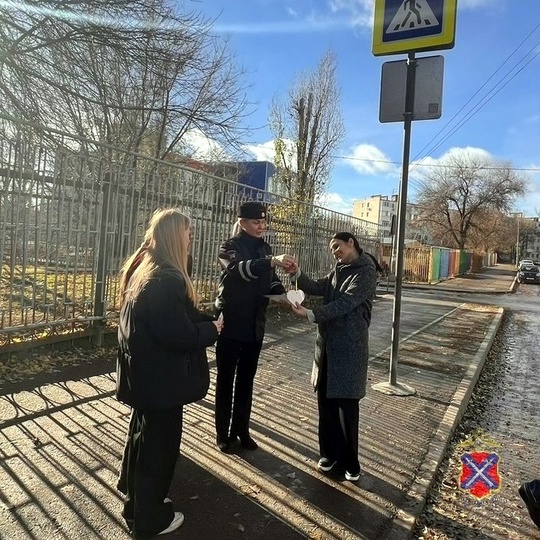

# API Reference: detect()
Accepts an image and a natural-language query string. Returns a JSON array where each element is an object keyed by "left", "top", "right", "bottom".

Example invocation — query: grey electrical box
[{"left": 379, "top": 55, "right": 444, "bottom": 123}]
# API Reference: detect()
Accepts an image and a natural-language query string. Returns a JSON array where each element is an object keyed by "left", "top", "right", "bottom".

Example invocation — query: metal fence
[{"left": 0, "top": 115, "right": 381, "bottom": 349}]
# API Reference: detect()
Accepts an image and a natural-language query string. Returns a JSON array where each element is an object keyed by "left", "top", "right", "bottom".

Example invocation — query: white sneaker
[
  {"left": 345, "top": 470, "right": 362, "bottom": 482},
  {"left": 158, "top": 512, "right": 184, "bottom": 535}
]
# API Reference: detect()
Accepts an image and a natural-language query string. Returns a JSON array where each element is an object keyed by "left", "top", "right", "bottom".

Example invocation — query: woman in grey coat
[{"left": 286, "top": 232, "right": 376, "bottom": 481}]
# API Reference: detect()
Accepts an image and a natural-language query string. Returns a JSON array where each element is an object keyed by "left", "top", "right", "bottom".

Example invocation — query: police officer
[{"left": 214, "top": 202, "right": 295, "bottom": 452}]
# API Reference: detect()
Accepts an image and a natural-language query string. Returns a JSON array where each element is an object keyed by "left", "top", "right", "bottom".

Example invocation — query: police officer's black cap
[{"left": 238, "top": 201, "right": 267, "bottom": 220}]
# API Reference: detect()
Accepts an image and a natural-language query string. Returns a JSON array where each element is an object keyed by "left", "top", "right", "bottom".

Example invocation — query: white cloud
[
  {"left": 244, "top": 140, "right": 277, "bottom": 162},
  {"left": 244, "top": 138, "right": 298, "bottom": 169},
  {"left": 328, "top": 0, "right": 373, "bottom": 27},
  {"left": 182, "top": 129, "right": 229, "bottom": 161},
  {"left": 247, "top": 140, "right": 397, "bottom": 179},
  {"left": 214, "top": 18, "right": 350, "bottom": 33},
  {"left": 442, "top": 146, "right": 493, "bottom": 161},
  {"left": 213, "top": 0, "right": 372, "bottom": 34},
  {"left": 408, "top": 147, "right": 499, "bottom": 192},
  {"left": 324, "top": 0, "right": 498, "bottom": 31},
  {"left": 410, "top": 146, "right": 494, "bottom": 174},
  {"left": 527, "top": 165, "right": 540, "bottom": 181},
  {"left": 316, "top": 192, "right": 353, "bottom": 214},
  {"left": 344, "top": 143, "right": 397, "bottom": 175},
  {"left": 458, "top": 0, "right": 501, "bottom": 9},
  {"left": 409, "top": 147, "right": 540, "bottom": 215},
  {"left": 213, "top": 0, "right": 497, "bottom": 35},
  {"left": 286, "top": 6, "right": 298, "bottom": 17}
]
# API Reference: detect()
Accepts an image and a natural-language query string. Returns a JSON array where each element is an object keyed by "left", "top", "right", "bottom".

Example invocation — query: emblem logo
[{"left": 459, "top": 451, "right": 501, "bottom": 499}]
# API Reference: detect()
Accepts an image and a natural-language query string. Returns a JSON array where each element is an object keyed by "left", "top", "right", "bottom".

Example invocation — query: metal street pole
[
  {"left": 515, "top": 217, "right": 520, "bottom": 266},
  {"left": 386, "top": 233, "right": 394, "bottom": 293},
  {"left": 373, "top": 52, "right": 417, "bottom": 397}
]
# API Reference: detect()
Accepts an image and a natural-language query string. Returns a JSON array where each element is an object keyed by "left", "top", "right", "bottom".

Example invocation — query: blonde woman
[{"left": 116, "top": 209, "right": 222, "bottom": 538}]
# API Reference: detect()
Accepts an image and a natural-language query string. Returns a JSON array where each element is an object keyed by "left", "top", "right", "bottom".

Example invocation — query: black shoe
[
  {"left": 317, "top": 458, "right": 337, "bottom": 472},
  {"left": 230, "top": 431, "right": 258, "bottom": 450},
  {"left": 216, "top": 436, "right": 231, "bottom": 453},
  {"left": 519, "top": 480, "right": 540, "bottom": 529},
  {"left": 239, "top": 435, "right": 258, "bottom": 450}
]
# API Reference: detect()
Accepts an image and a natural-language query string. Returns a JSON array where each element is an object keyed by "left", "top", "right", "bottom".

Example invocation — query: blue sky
[{"left": 198, "top": 0, "right": 540, "bottom": 216}]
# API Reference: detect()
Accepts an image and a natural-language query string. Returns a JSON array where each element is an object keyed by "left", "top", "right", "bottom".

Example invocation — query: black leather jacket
[{"left": 215, "top": 230, "right": 285, "bottom": 342}]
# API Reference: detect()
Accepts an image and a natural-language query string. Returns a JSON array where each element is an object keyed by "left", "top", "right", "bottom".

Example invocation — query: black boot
[
  {"left": 230, "top": 431, "right": 258, "bottom": 450},
  {"left": 216, "top": 435, "right": 231, "bottom": 453},
  {"left": 519, "top": 479, "right": 540, "bottom": 529}
]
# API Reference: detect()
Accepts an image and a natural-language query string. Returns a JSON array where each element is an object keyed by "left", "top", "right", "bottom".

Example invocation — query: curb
[
  {"left": 385, "top": 307, "right": 505, "bottom": 540},
  {"left": 378, "top": 284, "right": 515, "bottom": 296},
  {"left": 510, "top": 275, "right": 519, "bottom": 293}
]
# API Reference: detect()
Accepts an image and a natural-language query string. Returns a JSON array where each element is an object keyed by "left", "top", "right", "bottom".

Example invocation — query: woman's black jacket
[{"left": 116, "top": 267, "right": 218, "bottom": 410}]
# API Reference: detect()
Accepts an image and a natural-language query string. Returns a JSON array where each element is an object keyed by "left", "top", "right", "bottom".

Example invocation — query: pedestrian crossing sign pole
[
  {"left": 372, "top": 0, "right": 457, "bottom": 57},
  {"left": 371, "top": 0, "right": 456, "bottom": 397}
]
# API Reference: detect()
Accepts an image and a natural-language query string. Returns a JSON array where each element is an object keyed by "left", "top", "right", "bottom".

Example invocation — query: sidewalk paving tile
[{"left": 0, "top": 266, "right": 512, "bottom": 539}]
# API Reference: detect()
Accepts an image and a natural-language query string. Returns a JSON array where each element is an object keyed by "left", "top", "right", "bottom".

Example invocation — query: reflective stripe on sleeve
[
  {"left": 238, "top": 261, "right": 250, "bottom": 281},
  {"left": 245, "top": 260, "right": 256, "bottom": 279}
]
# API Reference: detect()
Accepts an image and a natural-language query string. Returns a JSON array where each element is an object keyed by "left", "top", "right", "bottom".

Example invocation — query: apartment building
[
  {"left": 352, "top": 194, "right": 398, "bottom": 237},
  {"left": 352, "top": 194, "right": 430, "bottom": 243}
]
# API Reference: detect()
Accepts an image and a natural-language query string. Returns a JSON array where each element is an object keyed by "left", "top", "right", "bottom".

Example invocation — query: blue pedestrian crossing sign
[{"left": 372, "top": 0, "right": 457, "bottom": 56}]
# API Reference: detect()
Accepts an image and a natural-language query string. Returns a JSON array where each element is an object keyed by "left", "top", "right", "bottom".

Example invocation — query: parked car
[
  {"left": 517, "top": 264, "right": 540, "bottom": 283},
  {"left": 518, "top": 259, "right": 535, "bottom": 270}
]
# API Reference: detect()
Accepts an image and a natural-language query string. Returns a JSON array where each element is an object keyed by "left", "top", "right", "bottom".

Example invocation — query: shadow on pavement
[{"left": 0, "top": 280, "right": 508, "bottom": 539}]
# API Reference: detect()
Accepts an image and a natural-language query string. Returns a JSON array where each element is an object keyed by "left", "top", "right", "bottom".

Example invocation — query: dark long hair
[
  {"left": 332, "top": 232, "right": 383, "bottom": 271},
  {"left": 331, "top": 232, "right": 362, "bottom": 255}
]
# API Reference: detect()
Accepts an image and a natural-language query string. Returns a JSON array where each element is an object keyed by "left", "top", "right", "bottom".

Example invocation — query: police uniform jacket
[
  {"left": 215, "top": 230, "right": 285, "bottom": 342},
  {"left": 116, "top": 265, "right": 218, "bottom": 410}
]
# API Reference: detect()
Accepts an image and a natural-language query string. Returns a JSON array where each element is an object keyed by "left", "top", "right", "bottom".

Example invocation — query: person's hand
[
  {"left": 272, "top": 254, "right": 297, "bottom": 270},
  {"left": 213, "top": 313, "right": 224, "bottom": 334},
  {"left": 284, "top": 261, "right": 299, "bottom": 274},
  {"left": 290, "top": 302, "right": 308, "bottom": 318},
  {"left": 213, "top": 320, "right": 223, "bottom": 334}
]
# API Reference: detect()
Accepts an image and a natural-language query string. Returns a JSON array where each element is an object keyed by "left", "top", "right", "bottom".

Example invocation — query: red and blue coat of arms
[{"left": 459, "top": 451, "right": 501, "bottom": 499}]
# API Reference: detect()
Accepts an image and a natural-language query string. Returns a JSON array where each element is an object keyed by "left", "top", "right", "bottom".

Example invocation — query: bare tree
[
  {"left": 269, "top": 50, "right": 345, "bottom": 203},
  {"left": 466, "top": 210, "right": 517, "bottom": 253},
  {"left": 415, "top": 151, "right": 528, "bottom": 249},
  {"left": 518, "top": 217, "right": 538, "bottom": 261},
  {"left": 0, "top": 0, "right": 250, "bottom": 159}
]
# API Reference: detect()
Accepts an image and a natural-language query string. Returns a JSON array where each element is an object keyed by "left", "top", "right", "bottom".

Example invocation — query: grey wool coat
[{"left": 296, "top": 252, "right": 377, "bottom": 400}]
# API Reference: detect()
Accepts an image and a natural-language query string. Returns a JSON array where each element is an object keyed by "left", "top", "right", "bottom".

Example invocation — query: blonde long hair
[{"left": 119, "top": 209, "right": 197, "bottom": 305}]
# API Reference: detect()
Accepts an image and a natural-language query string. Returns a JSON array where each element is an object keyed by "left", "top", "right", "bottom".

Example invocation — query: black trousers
[
  {"left": 117, "top": 407, "right": 183, "bottom": 539},
  {"left": 215, "top": 336, "right": 263, "bottom": 440},
  {"left": 317, "top": 355, "right": 360, "bottom": 473}
]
